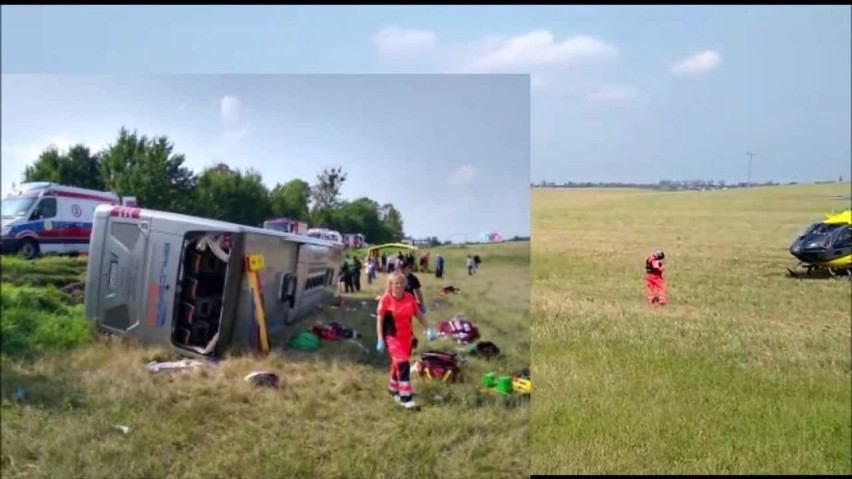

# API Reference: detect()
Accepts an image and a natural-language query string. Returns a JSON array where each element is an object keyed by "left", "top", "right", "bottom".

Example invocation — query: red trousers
[
  {"left": 645, "top": 275, "right": 667, "bottom": 305},
  {"left": 385, "top": 335, "right": 414, "bottom": 400}
]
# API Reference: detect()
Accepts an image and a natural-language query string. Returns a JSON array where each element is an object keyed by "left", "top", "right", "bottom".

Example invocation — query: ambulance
[
  {"left": 342, "top": 233, "right": 365, "bottom": 249},
  {"left": 262, "top": 217, "right": 310, "bottom": 236},
  {"left": 0, "top": 182, "right": 137, "bottom": 259},
  {"left": 307, "top": 227, "right": 344, "bottom": 245}
]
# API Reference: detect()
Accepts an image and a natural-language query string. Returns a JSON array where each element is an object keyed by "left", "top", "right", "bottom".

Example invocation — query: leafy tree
[
  {"left": 379, "top": 203, "right": 405, "bottom": 243},
  {"left": 310, "top": 166, "right": 347, "bottom": 213},
  {"left": 336, "top": 197, "right": 383, "bottom": 239},
  {"left": 23, "top": 144, "right": 105, "bottom": 190},
  {"left": 269, "top": 179, "right": 311, "bottom": 221},
  {"left": 193, "top": 164, "right": 271, "bottom": 227},
  {"left": 99, "top": 128, "right": 196, "bottom": 213}
]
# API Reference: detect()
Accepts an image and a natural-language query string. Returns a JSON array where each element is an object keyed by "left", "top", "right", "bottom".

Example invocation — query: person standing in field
[
  {"left": 376, "top": 272, "right": 435, "bottom": 410},
  {"left": 419, "top": 252, "right": 429, "bottom": 273},
  {"left": 401, "top": 262, "right": 427, "bottom": 315},
  {"left": 645, "top": 249, "right": 667, "bottom": 306},
  {"left": 366, "top": 255, "right": 376, "bottom": 285},
  {"left": 337, "top": 264, "right": 346, "bottom": 294},
  {"left": 353, "top": 256, "right": 363, "bottom": 292},
  {"left": 435, "top": 254, "right": 445, "bottom": 279},
  {"left": 343, "top": 256, "right": 356, "bottom": 293},
  {"left": 467, "top": 255, "right": 475, "bottom": 275}
]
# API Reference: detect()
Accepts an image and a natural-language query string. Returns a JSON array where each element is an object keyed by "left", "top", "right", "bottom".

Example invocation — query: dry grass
[
  {"left": 1, "top": 241, "right": 530, "bottom": 479},
  {"left": 531, "top": 184, "right": 851, "bottom": 475}
]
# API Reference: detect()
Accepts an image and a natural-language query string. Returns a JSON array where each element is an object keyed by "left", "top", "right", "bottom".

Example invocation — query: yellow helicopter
[{"left": 786, "top": 209, "right": 851, "bottom": 279}]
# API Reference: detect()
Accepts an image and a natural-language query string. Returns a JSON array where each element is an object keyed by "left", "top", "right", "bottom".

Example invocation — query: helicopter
[{"left": 786, "top": 209, "right": 852, "bottom": 279}]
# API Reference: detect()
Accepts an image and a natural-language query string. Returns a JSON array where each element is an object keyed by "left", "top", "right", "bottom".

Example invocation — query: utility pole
[{"left": 746, "top": 151, "right": 756, "bottom": 187}]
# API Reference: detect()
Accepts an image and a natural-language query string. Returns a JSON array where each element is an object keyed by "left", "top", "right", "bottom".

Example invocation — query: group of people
[
  {"left": 371, "top": 250, "right": 426, "bottom": 274},
  {"left": 338, "top": 255, "right": 363, "bottom": 294},
  {"left": 341, "top": 249, "right": 484, "bottom": 295}
]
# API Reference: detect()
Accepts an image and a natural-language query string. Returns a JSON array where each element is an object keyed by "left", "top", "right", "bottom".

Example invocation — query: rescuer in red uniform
[
  {"left": 645, "top": 250, "right": 667, "bottom": 306},
  {"left": 376, "top": 272, "right": 434, "bottom": 410}
]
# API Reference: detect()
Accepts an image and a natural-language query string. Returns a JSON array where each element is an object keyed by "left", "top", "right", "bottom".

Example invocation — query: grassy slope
[
  {"left": 1, "top": 241, "right": 530, "bottom": 479},
  {"left": 531, "top": 183, "right": 852, "bottom": 475}
]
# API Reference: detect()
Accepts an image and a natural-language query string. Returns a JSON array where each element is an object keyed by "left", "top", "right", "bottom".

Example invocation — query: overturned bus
[{"left": 83, "top": 205, "right": 344, "bottom": 359}]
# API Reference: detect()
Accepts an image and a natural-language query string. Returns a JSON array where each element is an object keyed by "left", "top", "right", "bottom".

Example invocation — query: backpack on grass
[
  {"left": 437, "top": 315, "right": 480, "bottom": 344},
  {"left": 414, "top": 351, "right": 462, "bottom": 383}
]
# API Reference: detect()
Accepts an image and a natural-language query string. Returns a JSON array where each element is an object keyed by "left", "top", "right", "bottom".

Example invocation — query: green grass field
[
  {"left": 531, "top": 183, "right": 852, "bottom": 475},
  {"left": 0, "top": 241, "right": 530, "bottom": 479}
]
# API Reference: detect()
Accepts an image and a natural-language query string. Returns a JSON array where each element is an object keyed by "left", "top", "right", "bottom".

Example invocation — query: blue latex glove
[
  {"left": 376, "top": 339, "right": 385, "bottom": 352},
  {"left": 419, "top": 304, "right": 427, "bottom": 314},
  {"left": 426, "top": 328, "right": 436, "bottom": 342}
]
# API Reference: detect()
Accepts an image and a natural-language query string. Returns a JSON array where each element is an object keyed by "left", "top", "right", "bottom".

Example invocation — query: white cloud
[
  {"left": 463, "top": 31, "right": 619, "bottom": 73},
  {"left": 585, "top": 84, "right": 646, "bottom": 103},
  {"left": 372, "top": 27, "right": 438, "bottom": 55},
  {"left": 448, "top": 165, "right": 476, "bottom": 186},
  {"left": 369, "top": 28, "right": 621, "bottom": 95},
  {"left": 220, "top": 95, "right": 241, "bottom": 124},
  {"left": 219, "top": 95, "right": 249, "bottom": 140},
  {"left": 670, "top": 50, "right": 722, "bottom": 75}
]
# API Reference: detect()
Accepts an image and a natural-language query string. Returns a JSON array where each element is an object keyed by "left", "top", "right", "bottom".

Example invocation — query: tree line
[{"left": 19, "top": 127, "right": 406, "bottom": 243}]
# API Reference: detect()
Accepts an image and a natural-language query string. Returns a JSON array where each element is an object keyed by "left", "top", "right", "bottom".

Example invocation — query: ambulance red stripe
[{"left": 110, "top": 206, "right": 142, "bottom": 219}]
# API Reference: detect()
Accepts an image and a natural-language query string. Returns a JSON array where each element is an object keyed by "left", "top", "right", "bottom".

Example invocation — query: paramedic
[
  {"left": 376, "top": 272, "right": 435, "bottom": 410},
  {"left": 645, "top": 249, "right": 667, "bottom": 306}
]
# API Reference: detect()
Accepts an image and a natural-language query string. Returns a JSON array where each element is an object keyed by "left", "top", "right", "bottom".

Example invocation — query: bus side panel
[
  {"left": 229, "top": 233, "right": 299, "bottom": 351},
  {"left": 139, "top": 230, "right": 183, "bottom": 344},
  {"left": 290, "top": 243, "right": 342, "bottom": 325}
]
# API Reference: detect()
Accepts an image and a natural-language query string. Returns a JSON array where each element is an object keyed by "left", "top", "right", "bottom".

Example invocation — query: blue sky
[
  {"left": 0, "top": 74, "right": 530, "bottom": 242},
  {"left": 1, "top": 6, "right": 850, "bottom": 228}
]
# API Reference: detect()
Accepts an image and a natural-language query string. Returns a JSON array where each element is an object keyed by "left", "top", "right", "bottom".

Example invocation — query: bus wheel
[{"left": 19, "top": 239, "right": 40, "bottom": 260}]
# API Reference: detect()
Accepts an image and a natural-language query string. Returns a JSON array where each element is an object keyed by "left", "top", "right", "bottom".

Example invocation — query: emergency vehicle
[
  {"left": 307, "top": 227, "right": 344, "bottom": 245},
  {"left": 343, "top": 233, "right": 365, "bottom": 249},
  {"left": 262, "top": 217, "right": 309, "bottom": 236},
  {"left": 1, "top": 182, "right": 136, "bottom": 259}
]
